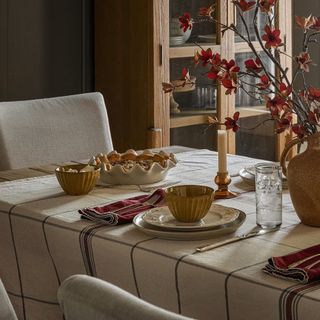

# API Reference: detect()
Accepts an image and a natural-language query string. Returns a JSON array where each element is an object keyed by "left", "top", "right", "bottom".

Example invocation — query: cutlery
[{"left": 196, "top": 228, "right": 279, "bottom": 253}]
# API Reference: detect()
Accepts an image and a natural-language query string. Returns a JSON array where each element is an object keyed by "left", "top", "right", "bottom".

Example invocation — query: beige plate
[
  {"left": 133, "top": 210, "right": 246, "bottom": 241},
  {"left": 141, "top": 204, "right": 240, "bottom": 232}
]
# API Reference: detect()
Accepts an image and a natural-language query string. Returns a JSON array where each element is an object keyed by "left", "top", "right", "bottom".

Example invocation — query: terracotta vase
[{"left": 281, "top": 132, "right": 320, "bottom": 226}]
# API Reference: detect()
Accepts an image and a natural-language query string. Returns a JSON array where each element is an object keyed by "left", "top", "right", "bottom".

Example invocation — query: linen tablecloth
[{"left": 0, "top": 149, "right": 319, "bottom": 320}]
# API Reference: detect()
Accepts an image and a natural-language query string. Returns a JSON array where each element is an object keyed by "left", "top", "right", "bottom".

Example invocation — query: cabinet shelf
[{"left": 169, "top": 44, "right": 220, "bottom": 59}]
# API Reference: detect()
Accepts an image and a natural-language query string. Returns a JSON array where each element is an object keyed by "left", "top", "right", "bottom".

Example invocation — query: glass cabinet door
[{"left": 168, "top": 0, "right": 219, "bottom": 150}]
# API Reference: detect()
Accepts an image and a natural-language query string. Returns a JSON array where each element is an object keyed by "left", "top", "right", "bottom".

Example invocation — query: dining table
[{"left": 0, "top": 146, "right": 319, "bottom": 320}]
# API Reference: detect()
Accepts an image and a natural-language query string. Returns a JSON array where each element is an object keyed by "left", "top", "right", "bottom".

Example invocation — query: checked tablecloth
[{"left": 0, "top": 149, "right": 319, "bottom": 320}]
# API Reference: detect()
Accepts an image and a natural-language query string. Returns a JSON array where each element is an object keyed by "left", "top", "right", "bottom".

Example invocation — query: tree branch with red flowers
[{"left": 162, "top": 0, "right": 320, "bottom": 138}]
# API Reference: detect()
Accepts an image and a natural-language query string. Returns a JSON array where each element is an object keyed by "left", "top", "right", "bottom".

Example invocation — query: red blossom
[
  {"left": 245, "top": 58, "right": 263, "bottom": 72},
  {"left": 221, "top": 78, "right": 237, "bottom": 94},
  {"left": 224, "top": 112, "right": 240, "bottom": 132},
  {"left": 195, "top": 48, "right": 213, "bottom": 66},
  {"left": 259, "top": 0, "right": 276, "bottom": 13},
  {"left": 292, "top": 124, "right": 308, "bottom": 139},
  {"left": 279, "top": 83, "right": 292, "bottom": 97},
  {"left": 198, "top": 4, "right": 215, "bottom": 17},
  {"left": 295, "top": 15, "right": 314, "bottom": 31},
  {"left": 208, "top": 67, "right": 220, "bottom": 81},
  {"left": 311, "top": 16, "right": 320, "bottom": 30},
  {"left": 296, "top": 52, "right": 312, "bottom": 72},
  {"left": 179, "top": 12, "right": 193, "bottom": 32},
  {"left": 262, "top": 25, "right": 282, "bottom": 49},
  {"left": 266, "top": 95, "right": 287, "bottom": 116},
  {"left": 257, "top": 75, "right": 271, "bottom": 90},
  {"left": 308, "top": 110, "right": 320, "bottom": 124},
  {"left": 276, "top": 113, "right": 293, "bottom": 134},
  {"left": 232, "top": 0, "right": 256, "bottom": 12},
  {"left": 181, "top": 67, "right": 189, "bottom": 79},
  {"left": 308, "top": 87, "right": 320, "bottom": 102}
]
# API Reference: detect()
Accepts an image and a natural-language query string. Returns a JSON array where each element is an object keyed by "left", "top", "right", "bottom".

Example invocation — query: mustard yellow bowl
[
  {"left": 165, "top": 185, "right": 215, "bottom": 223},
  {"left": 55, "top": 164, "right": 100, "bottom": 195}
]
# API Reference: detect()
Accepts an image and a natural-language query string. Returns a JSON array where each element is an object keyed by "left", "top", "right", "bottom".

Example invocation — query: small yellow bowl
[
  {"left": 165, "top": 185, "right": 215, "bottom": 223},
  {"left": 55, "top": 164, "right": 100, "bottom": 195}
]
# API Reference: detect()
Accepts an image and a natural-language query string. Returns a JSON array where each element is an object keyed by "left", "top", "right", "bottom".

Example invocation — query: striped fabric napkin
[
  {"left": 263, "top": 244, "right": 320, "bottom": 283},
  {"left": 78, "top": 189, "right": 165, "bottom": 225}
]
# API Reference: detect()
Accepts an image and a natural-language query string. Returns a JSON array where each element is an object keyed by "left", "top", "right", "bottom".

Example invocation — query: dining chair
[
  {"left": 0, "top": 92, "right": 113, "bottom": 170},
  {"left": 57, "top": 275, "right": 193, "bottom": 320},
  {"left": 0, "top": 279, "right": 18, "bottom": 320}
]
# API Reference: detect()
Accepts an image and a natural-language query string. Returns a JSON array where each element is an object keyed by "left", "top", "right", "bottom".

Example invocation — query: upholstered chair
[
  {"left": 58, "top": 275, "right": 193, "bottom": 320},
  {"left": 0, "top": 92, "right": 113, "bottom": 170},
  {"left": 0, "top": 279, "right": 18, "bottom": 320}
]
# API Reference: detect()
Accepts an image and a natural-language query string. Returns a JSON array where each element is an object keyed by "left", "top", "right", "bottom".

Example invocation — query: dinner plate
[
  {"left": 198, "top": 34, "right": 217, "bottom": 43},
  {"left": 239, "top": 165, "right": 287, "bottom": 188},
  {"left": 133, "top": 209, "right": 246, "bottom": 240},
  {"left": 141, "top": 204, "right": 240, "bottom": 232}
]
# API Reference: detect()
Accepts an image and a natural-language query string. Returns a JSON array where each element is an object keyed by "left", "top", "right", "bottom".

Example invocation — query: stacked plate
[
  {"left": 198, "top": 34, "right": 217, "bottom": 43},
  {"left": 239, "top": 164, "right": 288, "bottom": 188},
  {"left": 170, "top": 35, "right": 185, "bottom": 46},
  {"left": 133, "top": 204, "right": 246, "bottom": 240}
]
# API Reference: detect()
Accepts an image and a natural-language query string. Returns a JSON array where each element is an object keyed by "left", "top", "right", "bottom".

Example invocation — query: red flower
[
  {"left": 308, "top": 110, "right": 320, "bottom": 125},
  {"left": 195, "top": 48, "right": 213, "bottom": 66},
  {"left": 276, "top": 113, "right": 292, "bottom": 134},
  {"left": 208, "top": 67, "right": 220, "bottom": 81},
  {"left": 181, "top": 67, "right": 189, "bottom": 80},
  {"left": 266, "top": 95, "right": 287, "bottom": 116},
  {"left": 296, "top": 52, "right": 312, "bottom": 72},
  {"left": 221, "top": 78, "right": 237, "bottom": 94},
  {"left": 224, "top": 112, "right": 240, "bottom": 132},
  {"left": 311, "top": 16, "right": 320, "bottom": 30},
  {"left": 292, "top": 124, "right": 307, "bottom": 139},
  {"left": 221, "top": 59, "right": 240, "bottom": 74},
  {"left": 259, "top": 0, "right": 276, "bottom": 13},
  {"left": 295, "top": 15, "right": 314, "bottom": 31},
  {"left": 279, "top": 83, "right": 292, "bottom": 97},
  {"left": 308, "top": 87, "right": 320, "bottom": 102},
  {"left": 232, "top": 0, "right": 256, "bottom": 12},
  {"left": 262, "top": 26, "right": 282, "bottom": 49},
  {"left": 257, "top": 75, "right": 271, "bottom": 90},
  {"left": 198, "top": 4, "right": 215, "bottom": 17},
  {"left": 245, "top": 58, "right": 263, "bottom": 72},
  {"left": 179, "top": 13, "right": 193, "bottom": 32}
]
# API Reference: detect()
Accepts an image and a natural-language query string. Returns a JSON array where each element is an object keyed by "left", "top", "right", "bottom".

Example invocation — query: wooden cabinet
[{"left": 95, "top": 0, "right": 292, "bottom": 160}]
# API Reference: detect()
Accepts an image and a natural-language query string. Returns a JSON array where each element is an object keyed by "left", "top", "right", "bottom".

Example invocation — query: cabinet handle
[{"left": 159, "top": 44, "right": 163, "bottom": 66}]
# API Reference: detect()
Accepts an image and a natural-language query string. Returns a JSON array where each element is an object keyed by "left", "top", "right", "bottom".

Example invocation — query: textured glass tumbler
[{"left": 255, "top": 163, "right": 282, "bottom": 229}]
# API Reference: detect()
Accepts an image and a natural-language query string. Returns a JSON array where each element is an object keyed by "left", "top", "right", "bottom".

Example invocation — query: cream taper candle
[{"left": 217, "top": 130, "right": 227, "bottom": 173}]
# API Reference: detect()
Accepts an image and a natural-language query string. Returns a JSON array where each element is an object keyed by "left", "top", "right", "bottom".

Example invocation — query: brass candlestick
[{"left": 214, "top": 171, "right": 239, "bottom": 199}]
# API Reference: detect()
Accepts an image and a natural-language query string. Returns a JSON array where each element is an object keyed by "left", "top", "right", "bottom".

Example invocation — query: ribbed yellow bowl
[
  {"left": 55, "top": 164, "right": 100, "bottom": 196},
  {"left": 165, "top": 185, "right": 215, "bottom": 223}
]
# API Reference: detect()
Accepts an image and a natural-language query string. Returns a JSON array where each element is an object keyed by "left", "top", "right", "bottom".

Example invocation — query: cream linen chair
[
  {"left": 0, "top": 279, "right": 18, "bottom": 320},
  {"left": 58, "top": 275, "right": 193, "bottom": 320},
  {"left": 0, "top": 92, "right": 113, "bottom": 170}
]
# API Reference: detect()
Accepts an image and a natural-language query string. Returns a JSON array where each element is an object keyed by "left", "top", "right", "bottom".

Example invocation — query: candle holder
[{"left": 214, "top": 171, "right": 239, "bottom": 199}]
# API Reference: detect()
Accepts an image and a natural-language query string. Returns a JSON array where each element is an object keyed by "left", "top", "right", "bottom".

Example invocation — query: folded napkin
[
  {"left": 79, "top": 189, "right": 165, "bottom": 225},
  {"left": 263, "top": 244, "right": 320, "bottom": 283}
]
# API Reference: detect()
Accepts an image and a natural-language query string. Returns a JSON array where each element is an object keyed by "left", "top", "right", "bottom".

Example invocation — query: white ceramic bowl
[
  {"left": 170, "top": 18, "right": 191, "bottom": 43},
  {"left": 99, "top": 159, "right": 176, "bottom": 185}
]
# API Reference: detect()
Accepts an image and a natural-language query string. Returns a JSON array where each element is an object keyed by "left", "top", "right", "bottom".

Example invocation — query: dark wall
[{"left": 0, "top": 0, "right": 93, "bottom": 101}]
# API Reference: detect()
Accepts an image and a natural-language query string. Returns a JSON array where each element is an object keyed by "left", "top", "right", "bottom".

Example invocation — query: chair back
[
  {"left": 0, "top": 92, "right": 113, "bottom": 170},
  {"left": 58, "top": 275, "right": 193, "bottom": 320},
  {"left": 0, "top": 280, "right": 18, "bottom": 320}
]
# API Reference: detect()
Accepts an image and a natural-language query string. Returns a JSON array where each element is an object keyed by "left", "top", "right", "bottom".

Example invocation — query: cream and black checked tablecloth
[{"left": 0, "top": 149, "right": 319, "bottom": 320}]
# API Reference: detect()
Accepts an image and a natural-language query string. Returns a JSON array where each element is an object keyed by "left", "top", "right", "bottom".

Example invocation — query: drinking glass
[{"left": 255, "top": 163, "right": 282, "bottom": 229}]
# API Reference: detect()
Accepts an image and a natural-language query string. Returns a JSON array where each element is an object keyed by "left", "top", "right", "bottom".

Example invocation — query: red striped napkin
[
  {"left": 263, "top": 244, "right": 320, "bottom": 283},
  {"left": 78, "top": 189, "right": 165, "bottom": 225}
]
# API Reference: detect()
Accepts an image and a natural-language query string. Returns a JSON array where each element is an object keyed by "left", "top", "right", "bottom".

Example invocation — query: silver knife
[{"left": 196, "top": 228, "right": 279, "bottom": 253}]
